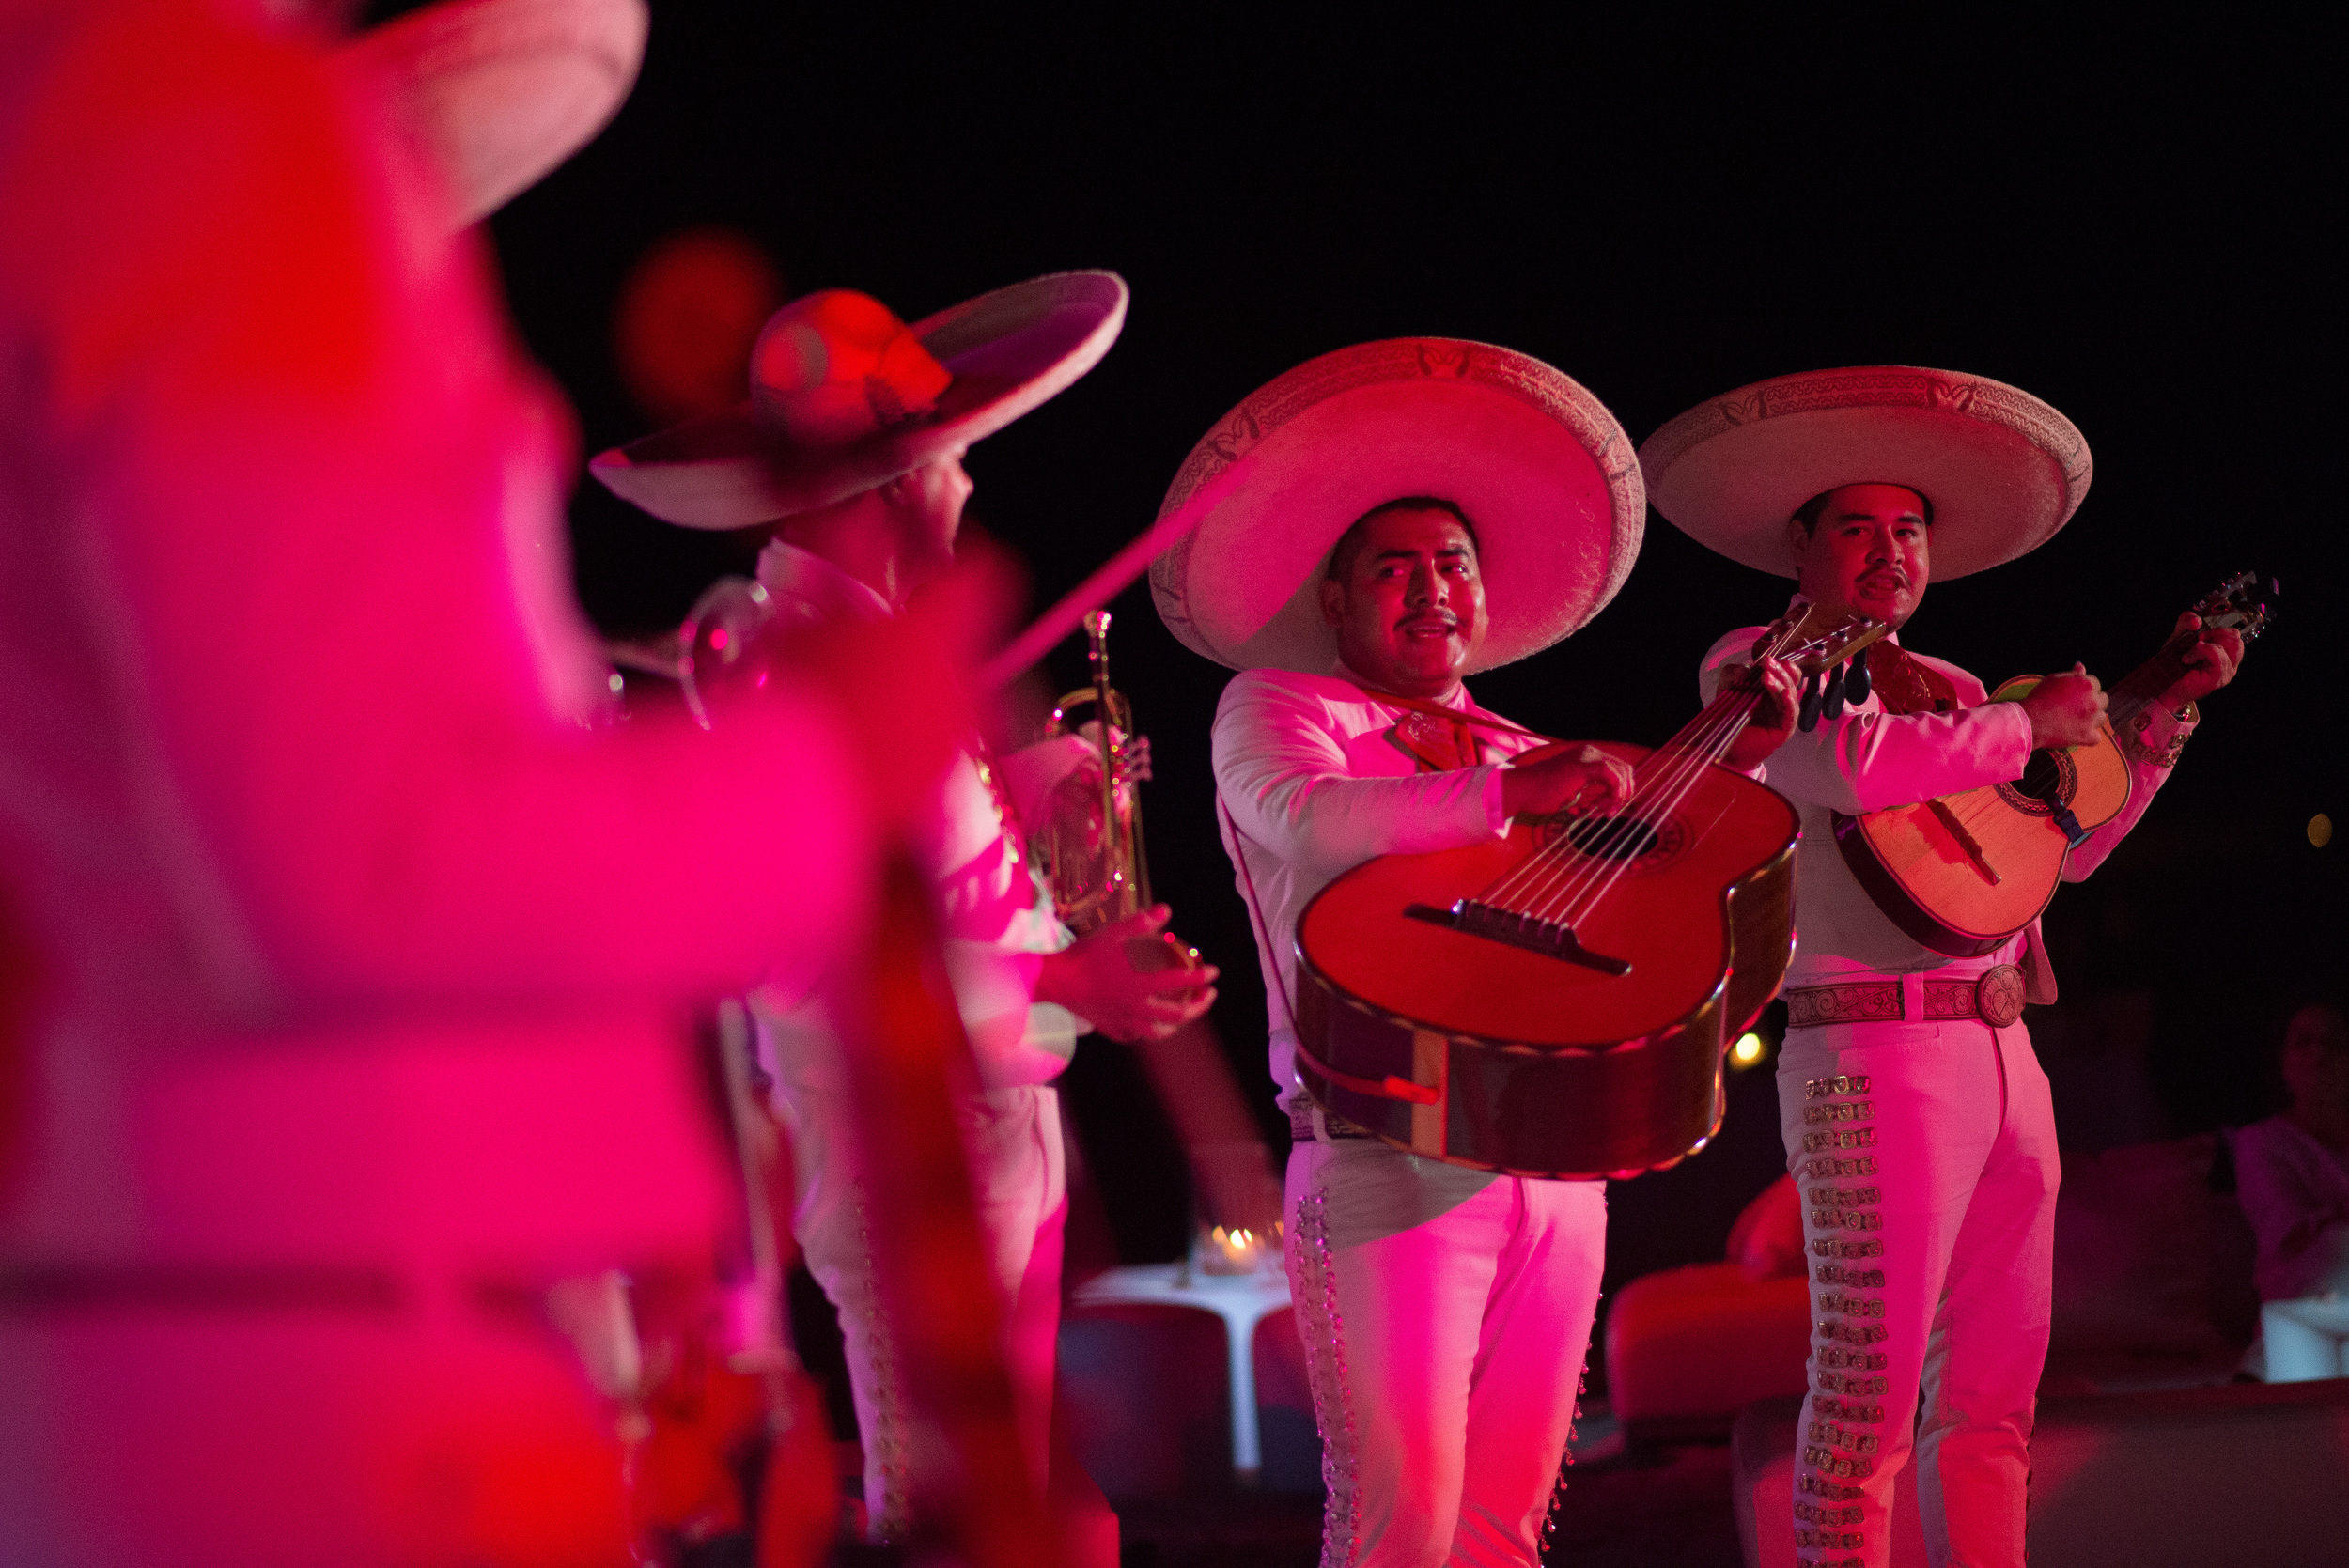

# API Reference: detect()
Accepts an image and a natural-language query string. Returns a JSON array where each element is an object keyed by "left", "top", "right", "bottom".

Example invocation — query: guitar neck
[
  {"left": 1641, "top": 682, "right": 1758, "bottom": 777},
  {"left": 2107, "top": 635, "right": 2192, "bottom": 732}
]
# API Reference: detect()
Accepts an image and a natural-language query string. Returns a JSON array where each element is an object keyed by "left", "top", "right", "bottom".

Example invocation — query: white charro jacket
[{"left": 1700, "top": 608, "right": 2196, "bottom": 990}]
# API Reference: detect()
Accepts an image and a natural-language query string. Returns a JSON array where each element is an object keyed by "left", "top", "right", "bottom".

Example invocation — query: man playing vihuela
[
  {"left": 1641, "top": 367, "right": 2247, "bottom": 1568},
  {"left": 1150, "top": 339, "right": 1796, "bottom": 1567},
  {"left": 593, "top": 275, "right": 1217, "bottom": 1560}
]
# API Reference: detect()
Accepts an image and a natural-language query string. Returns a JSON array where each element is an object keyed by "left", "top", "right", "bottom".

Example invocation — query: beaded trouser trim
[
  {"left": 1290, "top": 1188, "right": 1363, "bottom": 1568},
  {"left": 1794, "top": 1072, "right": 1887, "bottom": 1568},
  {"left": 838, "top": 1191, "right": 913, "bottom": 1544},
  {"left": 1536, "top": 1362, "right": 1589, "bottom": 1565}
]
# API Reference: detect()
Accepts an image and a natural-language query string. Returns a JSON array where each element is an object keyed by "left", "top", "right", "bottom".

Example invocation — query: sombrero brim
[
  {"left": 1638, "top": 366, "right": 2092, "bottom": 581},
  {"left": 1148, "top": 339, "right": 1643, "bottom": 675},
  {"left": 590, "top": 271, "right": 1128, "bottom": 529},
  {"left": 341, "top": 0, "right": 648, "bottom": 231}
]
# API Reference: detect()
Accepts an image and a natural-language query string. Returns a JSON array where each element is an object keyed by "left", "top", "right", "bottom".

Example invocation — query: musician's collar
[
  {"left": 1335, "top": 660, "right": 1474, "bottom": 711},
  {"left": 756, "top": 538, "right": 895, "bottom": 624}
]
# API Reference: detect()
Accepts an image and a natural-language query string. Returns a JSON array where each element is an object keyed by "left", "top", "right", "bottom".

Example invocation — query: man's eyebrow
[
  {"left": 1370, "top": 543, "right": 1474, "bottom": 564},
  {"left": 1833, "top": 510, "right": 1923, "bottom": 522}
]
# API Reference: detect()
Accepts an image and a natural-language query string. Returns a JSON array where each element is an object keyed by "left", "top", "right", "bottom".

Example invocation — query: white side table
[{"left": 1072, "top": 1263, "right": 1294, "bottom": 1481}]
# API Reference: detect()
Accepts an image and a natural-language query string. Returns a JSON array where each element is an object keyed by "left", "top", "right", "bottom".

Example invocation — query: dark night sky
[{"left": 410, "top": 7, "right": 2342, "bottom": 1274}]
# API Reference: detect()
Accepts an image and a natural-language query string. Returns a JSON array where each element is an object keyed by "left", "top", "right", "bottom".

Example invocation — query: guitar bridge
[{"left": 1404, "top": 899, "right": 1632, "bottom": 976}]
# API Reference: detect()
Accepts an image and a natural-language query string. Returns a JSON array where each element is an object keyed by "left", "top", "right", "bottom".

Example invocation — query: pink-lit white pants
[
  {"left": 781, "top": 1081, "right": 1066, "bottom": 1544},
  {"left": 1285, "top": 1133, "right": 1607, "bottom": 1568},
  {"left": 1776, "top": 1014, "right": 2060, "bottom": 1568}
]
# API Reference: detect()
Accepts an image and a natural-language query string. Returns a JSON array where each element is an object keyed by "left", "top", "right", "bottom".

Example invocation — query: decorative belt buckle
[{"left": 1973, "top": 964, "right": 2025, "bottom": 1028}]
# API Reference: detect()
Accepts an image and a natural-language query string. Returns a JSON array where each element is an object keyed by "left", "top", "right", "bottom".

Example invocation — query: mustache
[{"left": 1396, "top": 612, "right": 1459, "bottom": 629}]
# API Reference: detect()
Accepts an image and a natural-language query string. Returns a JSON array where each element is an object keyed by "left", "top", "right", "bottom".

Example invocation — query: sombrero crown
[
  {"left": 1639, "top": 366, "right": 2092, "bottom": 580},
  {"left": 592, "top": 271, "right": 1128, "bottom": 528},
  {"left": 1149, "top": 338, "right": 1644, "bottom": 675}
]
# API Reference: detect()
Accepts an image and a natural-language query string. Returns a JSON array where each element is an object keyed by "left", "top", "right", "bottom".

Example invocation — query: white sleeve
[
  {"left": 1211, "top": 674, "right": 1506, "bottom": 881},
  {"left": 1699, "top": 632, "right": 2033, "bottom": 815}
]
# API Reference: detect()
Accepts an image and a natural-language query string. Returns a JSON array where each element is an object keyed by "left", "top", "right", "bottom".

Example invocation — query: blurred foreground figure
[
  {"left": 2236, "top": 1003, "right": 2349, "bottom": 1380},
  {"left": 595, "top": 278, "right": 1217, "bottom": 1561},
  {"left": 0, "top": 2, "right": 912, "bottom": 1561}
]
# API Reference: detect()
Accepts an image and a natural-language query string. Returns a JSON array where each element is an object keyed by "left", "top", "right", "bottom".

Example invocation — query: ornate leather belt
[
  {"left": 1785, "top": 964, "right": 2026, "bottom": 1030},
  {"left": 1288, "top": 1100, "right": 1375, "bottom": 1141}
]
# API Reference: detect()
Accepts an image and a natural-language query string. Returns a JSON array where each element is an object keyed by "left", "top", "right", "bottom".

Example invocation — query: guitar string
[
  {"left": 1479, "top": 623, "right": 1805, "bottom": 918},
  {"left": 1492, "top": 617, "right": 1810, "bottom": 915},
  {"left": 1485, "top": 643, "right": 1791, "bottom": 922},
  {"left": 1505, "top": 618, "right": 1808, "bottom": 906},
  {"left": 1548, "top": 691, "right": 1763, "bottom": 931},
  {"left": 1472, "top": 691, "right": 1751, "bottom": 916},
  {"left": 1507, "top": 691, "right": 1760, "bottom": 923},
  {"left": 1532, "top": 690, "right": 1764, "bottom": 929},
  {"left": 1497, "top": 619, "right": 1832, "bottom": 929}
]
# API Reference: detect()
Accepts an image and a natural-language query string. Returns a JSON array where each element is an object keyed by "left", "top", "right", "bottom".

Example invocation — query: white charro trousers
[
  {"left": 1285, "top": 1135, "right": 1608, "bottom": 1568},
  {"left": 1776, "top": 1012, "right": 2060, "bottom": 1568},
  {"left": 783, "top": 1082, "right": 1066, "bottom": 1544}
]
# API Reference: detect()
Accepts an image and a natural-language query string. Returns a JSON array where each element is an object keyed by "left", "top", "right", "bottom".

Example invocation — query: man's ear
[
  {"left": 1784, "top": 517, "right": 1812, "bottom": 581},
  {"left": 1319, "top": 575, "right": 1346, "bottom": 629}
]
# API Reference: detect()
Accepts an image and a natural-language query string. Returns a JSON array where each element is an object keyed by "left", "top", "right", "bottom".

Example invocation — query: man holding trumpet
[{"left": 593, "top": 275, "right": 1216, "bottom": 1556}]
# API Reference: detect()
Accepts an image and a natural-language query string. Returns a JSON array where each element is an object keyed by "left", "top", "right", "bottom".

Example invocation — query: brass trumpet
[{"left": 1037, "top": 610, "right": 1151, "bottom": 934}]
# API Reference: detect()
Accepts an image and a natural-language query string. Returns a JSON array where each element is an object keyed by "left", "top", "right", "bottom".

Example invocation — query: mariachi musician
[
  {"left": 591, "top": 278, "right": 1217, "bottom": 1559},
  {"left": 1149, "top": 339, "right": 1796, "bottom": 1567},
  {"left": 1642, "top": 367, "right": 2247, "bottom": 1568},
  {"left": 0, "top": 0, "right": 957, "bottom": 1561}
]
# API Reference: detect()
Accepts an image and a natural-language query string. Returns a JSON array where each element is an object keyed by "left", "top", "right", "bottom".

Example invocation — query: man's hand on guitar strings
[
  {"left": 1500, "top": 744, "right": 1635, "bottom": 824},
  {"left": 2021, "top": 663, "right": 2108, "bottom": 750},
  {"left": 1722, "top": 657, "right": 1801, "bottom": 772},
  {"left": 2163, "top": 611, "right": 2246, "bottom": 706}
]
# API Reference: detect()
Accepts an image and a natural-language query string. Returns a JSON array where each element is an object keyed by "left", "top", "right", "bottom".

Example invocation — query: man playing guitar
[
  {"left": 1643, "top": 367, "right": 2246, "bottom": 1568},
  {"left": 1152, "top": 339, "right": 1794, "bottom": 1567}
]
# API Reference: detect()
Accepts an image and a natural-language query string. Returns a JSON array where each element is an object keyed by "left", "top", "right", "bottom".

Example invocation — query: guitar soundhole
[
  {"left": 1546, "top": 813, "right": 1686, "bottom": 864},
  {"left": 1994, "top": 749, "right": 2077, "bottom": 816}
]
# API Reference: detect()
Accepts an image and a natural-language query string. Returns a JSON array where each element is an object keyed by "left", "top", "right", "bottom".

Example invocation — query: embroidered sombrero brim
[
  {"left": 1638, "top": 366, "right": 2092, "bottom": 581},
  {"left": 340, "top": 0, "right": 648, "bottom": 231},
  {"left": 1148, "top": 339, "right": 1643, "bottom": 675},
  {"left": 590, "top": 271, "right": 1128, "bottom": 529}
]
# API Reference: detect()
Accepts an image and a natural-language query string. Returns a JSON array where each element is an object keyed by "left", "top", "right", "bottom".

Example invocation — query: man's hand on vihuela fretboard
[{"left": 2163, "top": 611, "right": 2247, "bottom": 706}]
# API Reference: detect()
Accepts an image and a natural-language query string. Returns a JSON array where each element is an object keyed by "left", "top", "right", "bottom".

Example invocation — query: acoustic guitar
[
  {"left": 1833, "top": 571, "right": 2275, "bottom": 957},
  {"left": 1291, "top": 604, "right": 1890, "bottom": 1180}
]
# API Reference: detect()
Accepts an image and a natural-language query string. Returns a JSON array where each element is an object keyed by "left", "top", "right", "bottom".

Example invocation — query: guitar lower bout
[{"left": 1294, "top": 749, "right": 1798, "bottom": 1178}]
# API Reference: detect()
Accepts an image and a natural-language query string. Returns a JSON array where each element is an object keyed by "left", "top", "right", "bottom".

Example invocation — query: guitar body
[
  {"left": 1832, "top": 675, "right": 2132, "bottom": 956},
  {"left": 1294, "top": 742, "right": 1798, "bottom": 1179}
]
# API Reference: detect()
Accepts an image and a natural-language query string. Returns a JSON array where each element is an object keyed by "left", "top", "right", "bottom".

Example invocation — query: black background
[{"left": 381, "top": 5, "right": 2341, "bottom": 1297}]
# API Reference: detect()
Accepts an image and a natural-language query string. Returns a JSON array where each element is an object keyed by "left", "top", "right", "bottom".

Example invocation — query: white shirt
[
  {"left": 753, "top": 541, "right": 1079, "bottom": 1091},
  {"left": 1699, "top": 606, "right": 2195, "bottom": 988},
  {"left": 1210, "top": 665, "right": 1542, "bottom": 1105}
]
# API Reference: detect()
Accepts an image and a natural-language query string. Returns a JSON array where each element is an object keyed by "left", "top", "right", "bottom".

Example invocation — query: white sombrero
[
  {"left": 1639, "top": 366, "right": 2092, "bottom": 581},
  {"left": 339, "top": 0, "right": 649, "bottom": 230},
  {"left": 1148, "top": 338, "right": 1643, "bottom": 675},
  {"left": 591, "top": 271, "right": 1128, "bottom": 528}
]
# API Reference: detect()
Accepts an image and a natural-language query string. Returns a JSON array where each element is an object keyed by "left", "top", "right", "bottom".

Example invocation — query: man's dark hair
[
  {"left": 1791, "top": 485, "right": 1935, "bottom": 536},
  {"left": 1325, "top": 496, "right": 1482, "bottom": 582}
]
